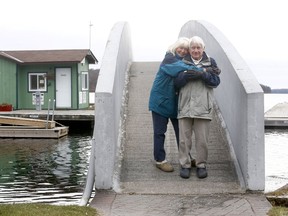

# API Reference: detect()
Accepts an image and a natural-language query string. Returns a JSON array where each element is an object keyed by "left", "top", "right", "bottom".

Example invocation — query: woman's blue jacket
[{"left": 148, "top": 52, "right": 204, "bottom": 118}]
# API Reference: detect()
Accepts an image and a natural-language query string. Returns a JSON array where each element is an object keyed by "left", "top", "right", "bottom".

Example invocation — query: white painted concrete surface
[{"left": 93, "top": 22, "right": 132, "bottom": 189}]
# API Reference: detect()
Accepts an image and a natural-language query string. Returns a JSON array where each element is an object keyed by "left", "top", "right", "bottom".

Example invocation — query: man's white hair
[{"left": 189, "top": 36, "right": 205, "bottom": 49}]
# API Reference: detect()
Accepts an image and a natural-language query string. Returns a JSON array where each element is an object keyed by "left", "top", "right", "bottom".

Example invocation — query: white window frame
[
  {"left": 81, "top": 71, "right": 89, "bottom": 91},
  {"left": 28, "top": 72, "right": 47, "bottom": 92}
]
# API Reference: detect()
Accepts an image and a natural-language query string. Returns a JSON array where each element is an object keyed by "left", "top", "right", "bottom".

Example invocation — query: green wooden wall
[
  {"left": 0, "top": 58, "right": 17, "bottom": 108},
  {"left": 78, "top": 58, "right": 90, "bottom": 109},
  {"left": 17, "top": 62, "right": 90, "bottom": 110}
]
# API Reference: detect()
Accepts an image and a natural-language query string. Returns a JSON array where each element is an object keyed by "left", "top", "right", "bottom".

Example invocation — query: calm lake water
[
  {"left": 0, "top": 94, "right": 287, "bottom": 204},
  {"left": 264, "top": 94, "right": 288, "bottom": 192},
  {"left": 0, "top": 130, "right": 94, "bottom": 205},
  {"left": 265, "top": 128, "right": 288, "bottom": 192}
]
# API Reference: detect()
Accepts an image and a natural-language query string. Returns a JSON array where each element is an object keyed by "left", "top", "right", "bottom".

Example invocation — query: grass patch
[
  {"left": 268, "top": 206, "right": 288, "bottom": 216},
  {"left": 266, "top": 184, "right": 288, "bottom": 215},
  {"left": 0, "top": 203, "right": 98, "bottom": 216},
  {"left": 266, "top": 184, "right": 288, "bottom": 208}
]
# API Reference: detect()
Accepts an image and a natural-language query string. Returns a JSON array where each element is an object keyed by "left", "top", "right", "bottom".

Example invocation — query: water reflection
[
  {"left": 265, "top": 128, "right": 288, "bottom": 192},
  {"left": 0, "top": 133, "right": 93, "bottom": 205}
]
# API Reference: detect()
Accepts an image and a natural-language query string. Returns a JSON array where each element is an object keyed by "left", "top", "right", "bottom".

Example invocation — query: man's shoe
[
  {"left": 196, "top": 167, "right": 208, "bottom": 179},
  {"left": 180, "top": 167, "right": 191, "bottom": 179},
  {"left": 156, "top": 162, "right": 174, "bottom": 172}
]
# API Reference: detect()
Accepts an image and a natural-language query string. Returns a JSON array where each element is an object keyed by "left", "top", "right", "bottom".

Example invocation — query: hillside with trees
[{"left": 260, "top": 84, "right": 288, "bottom": 94}]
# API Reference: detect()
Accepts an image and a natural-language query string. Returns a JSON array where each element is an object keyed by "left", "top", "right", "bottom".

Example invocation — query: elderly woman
[
  {"left": 174, "top": 36, "right": 221, "bottom": 179},
  {"left": 149, "top": 37, "right": 206, "bottom": 172}
]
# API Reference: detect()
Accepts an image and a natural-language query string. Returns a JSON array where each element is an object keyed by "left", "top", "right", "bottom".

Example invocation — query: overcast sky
[{"left": 1, "top": 0, "right": 287, "bottom": 89}]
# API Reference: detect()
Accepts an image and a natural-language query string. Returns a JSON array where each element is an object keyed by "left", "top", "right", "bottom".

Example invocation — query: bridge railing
[
  {"left": 179, "top": 20, "right": 265, "bottom": 190},
  {"left": 80, "top": 21, "right": 132, "bottom": 205},
  {"left": 93, "top": 22, "right": 132, "bottom": 189}
]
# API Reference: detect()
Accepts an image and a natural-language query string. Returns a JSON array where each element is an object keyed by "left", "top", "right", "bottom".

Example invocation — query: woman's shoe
[
  {"left": 156, "top": 162, "right": 174, "bottom": 172},
  {"left": 191, "top": 159, "right": 196, "bottom": 167}
]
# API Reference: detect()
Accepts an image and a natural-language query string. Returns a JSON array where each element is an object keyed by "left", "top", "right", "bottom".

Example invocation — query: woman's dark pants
[{"left": 152, "top": 111, "right": 179, "bottom": 162}]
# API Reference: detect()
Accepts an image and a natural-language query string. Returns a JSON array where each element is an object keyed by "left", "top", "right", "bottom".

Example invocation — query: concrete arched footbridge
[{"left": 80, "top": 20, "right": 266, "bottom": 214}]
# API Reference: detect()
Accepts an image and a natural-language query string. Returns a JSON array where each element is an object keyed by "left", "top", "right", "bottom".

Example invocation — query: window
[
  {"left": 81, "top": 72, "right": 89, "bottom": 91},
  {"left": 28, "top": 73, "right": 47, "bottom": 92}
]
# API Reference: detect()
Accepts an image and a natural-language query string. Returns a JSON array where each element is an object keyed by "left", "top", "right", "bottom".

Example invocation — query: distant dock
[
  {"left": 0, "top": 109, "right": 94, "bottom": 138},
  {"left": 265, "top": 102, "right": 288, "bottom": 127},
  {"left": 0, "top": 109, "right": 95, "bottom": 121},
  {"left": 0, "top": 115, "right": 68, "bottom": 138}
]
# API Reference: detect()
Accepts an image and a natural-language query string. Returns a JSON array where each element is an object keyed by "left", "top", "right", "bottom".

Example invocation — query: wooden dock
[
  {"left": 0, "top": 115, "right": 68, "bottom": 138},
  {"left": 0, "top": 116, "right": 55, "bottom": 128},
  {"left": 0, "top": 126, "right": 68, "bottom": 139}
]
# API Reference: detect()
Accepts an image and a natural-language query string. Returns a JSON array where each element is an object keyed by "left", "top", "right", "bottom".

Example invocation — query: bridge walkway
[{"left": 119, "top": 62, "right": 241, "bottom": 195}]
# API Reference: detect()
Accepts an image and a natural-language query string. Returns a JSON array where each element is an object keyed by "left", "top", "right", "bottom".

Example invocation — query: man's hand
[
  {"left": 205, "top": 67, "right": 221, "bottom": 75},
  {"left": 204, "top": 67, "right": 213, "bottom": 73},
  {"left": 212, "top": 67, "right": 221, "bottom": 75},
  {"left": 185, "top": 69, "right": 203, "bottom": 80}
]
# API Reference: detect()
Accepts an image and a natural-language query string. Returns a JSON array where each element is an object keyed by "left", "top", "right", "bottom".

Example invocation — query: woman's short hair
[
  {"left": 189, "top": 36, "right": 205, "bottom": 49},
  {"left": 167, "top": 37, "right": 190, "bottom": 55}
]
